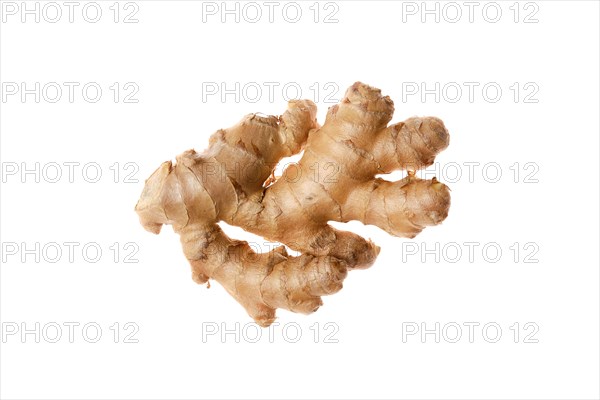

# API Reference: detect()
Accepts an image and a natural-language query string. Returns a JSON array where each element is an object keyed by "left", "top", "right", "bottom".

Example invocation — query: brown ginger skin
[{"left": 135, "top": 82, "right": 451, "bottom": 326}]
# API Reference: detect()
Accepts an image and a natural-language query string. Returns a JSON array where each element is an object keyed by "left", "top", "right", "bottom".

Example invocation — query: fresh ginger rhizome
[{"left": 136, "top": 82, "right": 451, "bottom": 326}]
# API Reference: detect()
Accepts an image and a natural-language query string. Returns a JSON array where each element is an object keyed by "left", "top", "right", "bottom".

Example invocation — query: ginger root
[{"left": 135, "top": 82, "right": 451, "bottom": 326}]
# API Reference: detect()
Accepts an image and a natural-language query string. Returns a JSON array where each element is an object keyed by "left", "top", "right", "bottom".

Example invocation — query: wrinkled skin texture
[{"left": 135, "top": 82, "right": 451, "bottom": 326}]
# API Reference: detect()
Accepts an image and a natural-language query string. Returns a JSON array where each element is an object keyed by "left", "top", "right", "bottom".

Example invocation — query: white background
[{"left": 1, "top": 1, "right": 599, "bottom": 399}]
